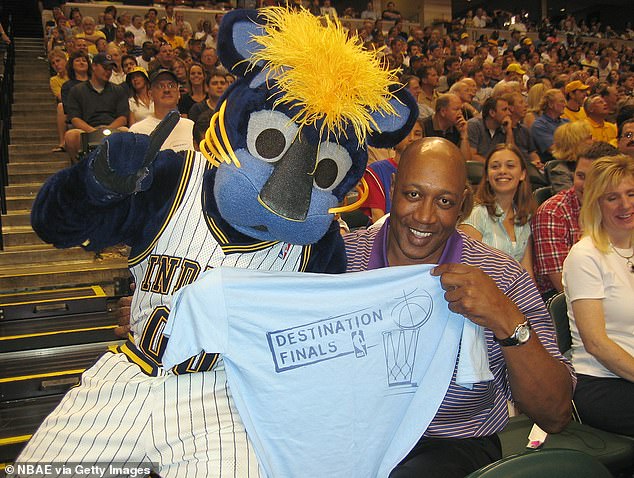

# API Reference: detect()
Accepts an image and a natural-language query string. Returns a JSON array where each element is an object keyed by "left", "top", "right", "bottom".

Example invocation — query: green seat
[
  {"left": 533, "top": 186, "right": 554, "bottom": 207},
  {"left": 466, "top": 161, "right": 484, "bottom": 186},
  {"left": 498, "top": 415, "right": 634, "bottom": 474},
  {"left": 466, "top": 448, "right": 612, "bottom": 478},
  {"left": 546, "top": 292, "right": 571, "bottom": 355}
]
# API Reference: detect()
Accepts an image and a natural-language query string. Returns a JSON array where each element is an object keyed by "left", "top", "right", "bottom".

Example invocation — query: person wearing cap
[
  {"left": 583, "top": 94, "right": 618, "bottom": 147},
  {"left": 63, "top": 52, "right": 130, "bottom": 159},
  {"left": 562, "top": 80, "right": 590, "bottom": 123},
  {"left": 499, "top": 63, "right": 526, "bottom": 88},
  {"left": 126, "top": 66, "right": 153, "bottom": 125},
  {"left": 129, "top": 69, "right": 194, "bottom": 152}
]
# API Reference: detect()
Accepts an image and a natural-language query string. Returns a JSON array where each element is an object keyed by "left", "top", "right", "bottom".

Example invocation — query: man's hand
[
  {"left": 431, "top": 263, "right": 525, "bottom": 339},
  {"left": 114, "top": 283, "right": 135, "bottom": 338},
  {"left": 456, "top": 112, "right": 468, "bottom": 138}
]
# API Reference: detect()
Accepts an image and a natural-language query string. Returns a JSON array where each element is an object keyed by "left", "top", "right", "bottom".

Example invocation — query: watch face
[{"left": 517, "top": 324, "right": 531, "bottom": 343}]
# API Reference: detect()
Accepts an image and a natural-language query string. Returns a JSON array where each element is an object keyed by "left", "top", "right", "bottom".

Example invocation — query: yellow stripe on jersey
[
  {"left": 300, "top": 244, "right": 312, "bottom": 272},
  {"left": 118, "top": 342, "right": 156, "bottom": 375},
  {"left": 128, "top": 152, "right": 196, "bottom": 267}
]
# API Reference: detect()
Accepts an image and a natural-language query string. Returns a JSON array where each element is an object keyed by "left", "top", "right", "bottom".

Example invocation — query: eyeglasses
[
  {"left": 154, "top": 81, "right": 178, "bottom": 90},
  {"left": 622, "top": 132, "right": 634, "bottom": 140}
]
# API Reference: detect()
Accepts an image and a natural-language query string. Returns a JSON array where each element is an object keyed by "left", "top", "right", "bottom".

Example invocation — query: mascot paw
[{"left": 89, "top": 111, "right": 180, "bottom": 195}]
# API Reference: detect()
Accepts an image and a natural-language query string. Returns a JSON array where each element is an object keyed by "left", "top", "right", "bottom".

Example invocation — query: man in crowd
[
  {"left": 531, "top": 88, "right": 569, "bottom": 162},
  {"left": 148, "top": 41, "right": 175, "bottom": 74},
  {"left": 584, "top": 94, "right": 618, "bottom": 146},
  {"left": 501, "top": 92, "right": 542, "bottom": 169},
  {"left": 129, "top": 69, "right": 194, "bottom": 152},
  {"left": 466, "top": 96, "right": 512, "bottom": 162},
  {"left": 100, "top": 12, "right": 117, "bottom": 43},
  {"left": 417, "top": 65, "right": 439, "bottom": 112},
  {"left": 532, "top": 142, "right": 619, "bottom": 297},
  {"left": 345, "top": 137, "right": 574, "bottom": 477},
  {"left": 63, "top": 52, "right": 129, "bottom": 159},
  {"left": 561, "top": 80, "right": 589, "bottom": 122},
  {"left": 127, "top": 14, "right": 147, "bottom": 46},
  {"left": 618, "top": 118, "right": 634, "bottom": 157},
  {"left": 421, "top": 93, "right": 471, "bottom": 160}
]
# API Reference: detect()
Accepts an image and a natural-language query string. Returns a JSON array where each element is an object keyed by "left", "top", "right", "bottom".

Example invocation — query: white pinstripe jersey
[{"left": 123, "top": 151, "right": 314, "bottom": 375}]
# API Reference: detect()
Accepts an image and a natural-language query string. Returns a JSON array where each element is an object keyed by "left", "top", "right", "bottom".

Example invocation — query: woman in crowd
[
  {"left": 459, "top": 143, "right": 536, "bottom": 279},
  {"left": 56, "top": 51, "right": 91, "bottom": 153},
  {"left": 563, "top": 154, "right": 634, "bottom": 437},
  {"left": 524, "top": 82, "right": 548, "bottom": 129},
  {"left": 105, "top": 42, "right": 126, "bottom": 85},
  {"left": 49, "top": 48, "right": 68, "bottom": 153},
  {"left": 126, "top": 67, "right": 153, "bottom": 126},
  {"left": 548, "top": 121, "right": 594, "bottom": 193},
  {"left": 172, "top": 57, "right": 189, "bottom": 93},
  {"left": 178, "top": 62, "right": 206, "bottom": 117}
]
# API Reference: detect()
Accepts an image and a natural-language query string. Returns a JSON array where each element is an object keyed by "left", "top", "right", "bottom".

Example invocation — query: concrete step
[
  {"left": 8, "top": 170, "right": 57, "bottom": 185},
  {"left": 13, "top": 84, "right": 52, "bottom": 93},
  {"left": 1, "top": 210, "right": 32, "bottom": 227},
  {"left": 9, "top": 150, "right": 68, "bottom": 162},
  {"left": 11, "top": 105, "right": 56, "bottom": 115},
  {"left": 12, "top": 91, "right": 54, "bottom": 101},
  {"left": 5, "top": 183, "right": 43, "bottom": 197},
  {"left": 10, "top": 128, "right": 58, "bottom": 142},
  {"left": 9, "top": 143, "right": 60, "bottom": 155},
  {"left": 8, "top": 160, "right": 68, "bottom": 174},
  {"left": 0, "top": 243, "right": 96, "bottom": 265},
  {"left": 6, "top": 196, "right": 36, "bottom": 211},
  {"left": 2, "top": 226, "right": 45, "bottom": 247},
  {"left": 11, "top": 118, "right": 57, "bottom": 129},
  {"left": 0, "top": 257, "right": 130, "bottom": 294}
]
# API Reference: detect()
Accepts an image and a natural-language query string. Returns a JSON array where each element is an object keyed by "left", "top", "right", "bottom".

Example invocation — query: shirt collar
[{"left": 367, "top": 218, "right": 464, "bottom": 269}]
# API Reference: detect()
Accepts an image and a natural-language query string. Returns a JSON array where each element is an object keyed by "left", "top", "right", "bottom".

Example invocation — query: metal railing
[{"left": 0, "top": 14, "right": 15, "bottom": 249}]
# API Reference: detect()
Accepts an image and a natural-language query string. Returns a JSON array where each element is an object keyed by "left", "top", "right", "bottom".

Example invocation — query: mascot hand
[{"left": 89, "top": 111, "right": 180, "bottom": 196}]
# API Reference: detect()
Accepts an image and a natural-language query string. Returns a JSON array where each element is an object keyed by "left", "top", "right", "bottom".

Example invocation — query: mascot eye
[
  {"left": 247, "top": 110, "right": 298, "bottom": 163},
  {"left": 313, "top": 142, "right": 352, "bottom": 192}
]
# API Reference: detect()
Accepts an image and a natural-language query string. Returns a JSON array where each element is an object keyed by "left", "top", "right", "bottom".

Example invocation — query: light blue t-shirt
[
  {"left": 163, "top": 265, "right": 493, "bottom": 478},
  {"left": 462, "top": 203, "right": 531, "bottom": 262}
]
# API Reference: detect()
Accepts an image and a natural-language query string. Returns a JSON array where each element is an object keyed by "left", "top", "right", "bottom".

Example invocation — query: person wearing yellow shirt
[
  {"left": 584, "top": 94, "right": 618, "bottom": 147},
  {"left": 163, "top": 22, "right": 185, "bottom": 50},
  {"left": 75, "top": 16, "right": 106, "bottom": 55},
  {"left": 562, "top": 80, "right": 589, "bottom": 122}
]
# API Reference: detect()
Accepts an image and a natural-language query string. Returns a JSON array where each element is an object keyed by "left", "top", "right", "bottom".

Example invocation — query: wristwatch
[{"left": 494, "top": 320, "right": 531, "bottom": 346}]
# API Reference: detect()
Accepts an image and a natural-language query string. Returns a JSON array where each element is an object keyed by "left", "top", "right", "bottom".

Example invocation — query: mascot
[{"left": 19, "top": 7, "right": 417, "bottom": 477}]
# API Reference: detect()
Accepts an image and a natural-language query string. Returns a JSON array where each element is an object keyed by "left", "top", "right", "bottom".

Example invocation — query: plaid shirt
[{"left": 531, "top": 187, "right": 582, "bottom": 293}]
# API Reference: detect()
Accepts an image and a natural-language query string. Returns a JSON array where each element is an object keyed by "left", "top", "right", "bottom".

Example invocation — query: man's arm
[
  {"left": 432, "top": 262, "right": 573, "bottom": 432},
  {"left": 531, "top": 206, "right": 570, "bottom": 293},
  {"left": 71, "top": 117, "right": 97, "bottom": 132},
  {"left": 106, "top": 115, "right": 129, "bottom": 130}
]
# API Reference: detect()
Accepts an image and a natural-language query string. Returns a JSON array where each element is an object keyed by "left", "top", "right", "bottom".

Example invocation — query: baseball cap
[
  {"left": 565, "top": 80, "right": 590, "bottom": 94},
  {"left": 506, "top": 63, "right": 526, "bottom": 75},
  {"left": 126, "top": 66, "right": 149, "bottom": 84},
  {"left": 92, "top": 53, "right": 117, "bottom": 67},
  {"left": 149, "top": 68, "right": 179, "bottom": 85},
  {"left": 522, "top": 37, "right": 533, "bottom": 46},
  {"left": 460, "top": 32, "right": 469, "bottom": 40}
]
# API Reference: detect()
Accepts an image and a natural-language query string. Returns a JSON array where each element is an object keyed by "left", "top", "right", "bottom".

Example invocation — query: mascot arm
[
  {"left": 31, "top": 136, "right": 185, "bottom": 251},
  {"left": 305, "top": 221, "right": 347, "bottom": 274}
]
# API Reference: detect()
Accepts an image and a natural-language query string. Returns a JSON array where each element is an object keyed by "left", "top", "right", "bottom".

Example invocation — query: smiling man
[{"left": 344, "top": 137, "right": 574, "bottom": 478}]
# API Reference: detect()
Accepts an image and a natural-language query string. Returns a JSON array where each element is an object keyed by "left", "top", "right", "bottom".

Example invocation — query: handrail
[{"left": 0, "top": 14, "right": 15, "bottom": 247}]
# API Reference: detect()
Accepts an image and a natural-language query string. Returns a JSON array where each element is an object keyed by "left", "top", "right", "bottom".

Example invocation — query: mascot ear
[
  {"left": 367, "top": 86, "right": 419, "bottom": 149},
  {"left": 217, "top": 9, "right": 267, "bottom": 78}
]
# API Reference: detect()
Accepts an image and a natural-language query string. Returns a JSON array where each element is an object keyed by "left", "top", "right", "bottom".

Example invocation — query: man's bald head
[{"left": 387, "top": 137, "right": 471, "bottom": 266}]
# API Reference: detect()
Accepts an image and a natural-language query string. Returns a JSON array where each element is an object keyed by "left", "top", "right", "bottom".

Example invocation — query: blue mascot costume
[{"left": 19, "top": 7, "right": 417, "bottom": 476}]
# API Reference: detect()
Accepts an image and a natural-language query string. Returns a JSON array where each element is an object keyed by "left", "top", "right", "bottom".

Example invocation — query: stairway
[{"left": 0, "top": 38, "right": 130, "bottom": 295}]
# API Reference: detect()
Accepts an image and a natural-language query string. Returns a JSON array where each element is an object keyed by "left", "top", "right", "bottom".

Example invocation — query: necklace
[{"left": 611, "top": 245, "right": 634, "bottom": 273}]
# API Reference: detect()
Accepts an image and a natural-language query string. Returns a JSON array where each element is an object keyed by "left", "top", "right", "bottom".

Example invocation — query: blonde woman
[
  {"left": 524, "top": 82, "right": 548, "bottom": 130},
  {"left": 548, "top": 121, "right": 593, "bottom": 193},
  {"left": 563, "top": 154, "right": 634, "bottom": 436}
]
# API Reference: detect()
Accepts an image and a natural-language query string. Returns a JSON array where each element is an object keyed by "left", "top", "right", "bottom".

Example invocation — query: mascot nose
[{"left": 258, "top": 134, "right": 317, "bottom": 221}]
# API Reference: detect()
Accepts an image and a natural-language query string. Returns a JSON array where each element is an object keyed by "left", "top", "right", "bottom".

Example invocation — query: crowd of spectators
[{"left": 34, "top": 0, "right": 634, "bottom": 460}]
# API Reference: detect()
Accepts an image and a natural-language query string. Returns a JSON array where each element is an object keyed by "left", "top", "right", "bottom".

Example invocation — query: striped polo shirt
[{"left": 343, "top": 219, "right": 574, "bottom": 438}]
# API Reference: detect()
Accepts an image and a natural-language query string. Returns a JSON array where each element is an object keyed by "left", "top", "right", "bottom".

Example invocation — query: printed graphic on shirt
[{"left": 266, "top": 287, "right": 433, "bottom": 390}]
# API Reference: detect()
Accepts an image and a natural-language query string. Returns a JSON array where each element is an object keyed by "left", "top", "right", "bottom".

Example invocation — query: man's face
[
  {"left": 550, "top": 92, "right": 566, "bottom": 116},
  {"left": 133, "top": 16, "right": 143, "bottom": 29},
  {"left": 619, "top": 123, "right": 634, "bottom": 156},
  {"left": 387, "top": 139, "right": 467, "bottom": 266},
  {"left": 407, "top": 78, "right": 422, "bottom": 99},
  {"left": 422, "top": 68, "right": 438, "bottom": 88},
  {"left": 490, "top": 100, "right": 510, "bottom": 125},
  {"left": 82, "top": 19, "right": 95, "bottom": 34},
  {"left": 603, "top": 87, "right": 618, "bottom": 110},
  {"left": 441, "top": 96, "right": 463, "bottom": 125},
  {"left": 75, "top": 38, "right": 88, "bottom": 54},
  {"left": 587, "top": 96, "right": 608, "bottom": 118},
  {"left": 150, "top": 74, "right": 180, "bottom": 108},
  {"left": 482, "top": 62, "right": 492, "bottom": 78},
  {"left": 573, "top": 157, "right": 594, "bottom": 202},
  {"left": 570, "top": 89, "right": 588, "bottom": 105},
  {"left": 201, "top": 48, "right": 218, "bottom": 67},
  {"left": 624, "top": 76, "right": 634, "bottom": 91},
  {"left": 473, "top": 71, "right": 484, "bottom": 87},
  {"left": 104, "top": 14, "right": 114, "bottom": 27},
  {"left": 510, "top": 94, "right": 527, "bottom": 119},
  {"left": 158, "top": 44, "right": 174, "bottom": 63},
  {"left": 208, "top": 75, "right": 228, "bottom": 99},
  {"left": 145, "top": 22, "right": 156, "bottom": 37},
  {"left": 92, "top": 63, "right": 113, "bottom": 83}
]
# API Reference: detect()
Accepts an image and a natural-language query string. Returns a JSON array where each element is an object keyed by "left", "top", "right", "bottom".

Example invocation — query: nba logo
[
  {"left": 352, "top": 330, "right": 367, "bottom": 358},
  {"left": 278, "top": 243, "right": 292, "bottom": 260}
]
